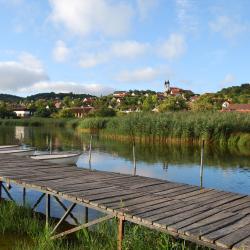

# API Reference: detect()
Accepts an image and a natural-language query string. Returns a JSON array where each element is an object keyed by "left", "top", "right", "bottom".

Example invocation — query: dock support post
[
  {"left": 89, "top": 135, "right": 92, "bottom": 170},
  {"left": 84, "top": 207, "right": 89, "bottom": 224},
  {"left": 23, "top": 187, "right": 26, "bottom": 206},
  {"left": 117, "top": 216, "right": 125, "bottom": 250},
  {"left": 133, "top": 141, "right": 136, "bottom": 176},
  {"left": 0, "top": 181, "right": 2, "bottom": 200},
  {"left": 46, "top": 194, "right": 51, "bottom": 227},
  {"left": 200, "top": 140, "right": 205, "bottom": 189}
]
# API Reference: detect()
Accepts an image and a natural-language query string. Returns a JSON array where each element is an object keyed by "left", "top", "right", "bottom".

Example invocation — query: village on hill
[{"left": 0, "top": 82, "right": 249, "bottom": 119}]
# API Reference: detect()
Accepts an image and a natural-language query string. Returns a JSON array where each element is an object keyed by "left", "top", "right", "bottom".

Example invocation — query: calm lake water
[{"left": 0, "top": 125, "right": 249, "bottom": 227}]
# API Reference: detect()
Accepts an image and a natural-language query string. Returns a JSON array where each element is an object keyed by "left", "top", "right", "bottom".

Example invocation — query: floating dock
[{"left": 0, "top": 154, "right": 249, "bottom": 250}]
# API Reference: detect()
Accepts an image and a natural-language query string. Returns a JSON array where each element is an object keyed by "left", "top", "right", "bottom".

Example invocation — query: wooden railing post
[
  {"left": 117, "top": 216, "right": 125, "bottom": 250},
  {"left": 0, "top": 181, "right": 2, "bottom": 200}
]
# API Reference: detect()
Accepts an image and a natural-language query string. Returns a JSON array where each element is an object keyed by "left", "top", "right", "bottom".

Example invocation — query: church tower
[{"left": 164, "top": 80, "right": 170, "bottom": 93}]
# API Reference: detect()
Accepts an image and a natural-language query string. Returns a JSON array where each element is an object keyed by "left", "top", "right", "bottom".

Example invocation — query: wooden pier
[{"left": 0, "top": 154, "right": 249, "bottom": 250}]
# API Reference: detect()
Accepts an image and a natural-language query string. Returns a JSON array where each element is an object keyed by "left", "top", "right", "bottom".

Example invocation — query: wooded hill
[{"left": 0, "top": 92, "right": 95, "bottom": 102}]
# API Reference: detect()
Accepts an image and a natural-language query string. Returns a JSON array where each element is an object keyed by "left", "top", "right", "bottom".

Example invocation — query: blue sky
[{"left": 0, "top": 0, "right": 249, "bottom": 96}]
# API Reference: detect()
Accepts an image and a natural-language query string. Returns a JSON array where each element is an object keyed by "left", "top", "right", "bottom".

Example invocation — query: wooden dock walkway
[{"left": 0, "top": 154, "right": 249, "bottom": 250}]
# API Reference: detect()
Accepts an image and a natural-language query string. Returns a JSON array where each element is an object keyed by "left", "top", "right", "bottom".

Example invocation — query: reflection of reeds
[{"left": 1, "top": 201, "right": 204, "bottom": 250}]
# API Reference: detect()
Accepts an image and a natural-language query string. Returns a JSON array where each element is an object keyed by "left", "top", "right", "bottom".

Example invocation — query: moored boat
[{"left": 30, "top": 152, "right": 81, "bottom": 165}]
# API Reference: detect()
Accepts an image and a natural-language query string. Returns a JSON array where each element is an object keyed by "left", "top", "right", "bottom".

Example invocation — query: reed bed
[{"left": 78, "top": 111, "right": 250, "bottom": 145}]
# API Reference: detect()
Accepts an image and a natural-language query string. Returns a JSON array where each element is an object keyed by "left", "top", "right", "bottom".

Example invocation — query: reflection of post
[
  {"left": 200, "top": 140, "right": 205, "bottom": 189},
  {"left": 133, "top": 141, "right": 136, "bottom": 176},
  {"left": 89, "top": 135, "right": 92, "bottom": 170},
  {"left": 163, "top": 162, "right": 168, "bottom": 171}
]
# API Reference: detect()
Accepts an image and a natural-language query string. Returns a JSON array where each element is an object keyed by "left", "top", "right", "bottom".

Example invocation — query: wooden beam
[
  {"left": 51, "top": 203, "right": 76, "bottom": 234},
  {"left": 32, "top": 193, "right": 46, "bottom": 210},
  {"left": 53, "top": 196, "right": 79, "bottom": 225},
  {"left": 51, "top": 214, "right": 113, "bottom": 240},
  {"left": 2, "top": 183, "right": 14, "bottom": 201}
]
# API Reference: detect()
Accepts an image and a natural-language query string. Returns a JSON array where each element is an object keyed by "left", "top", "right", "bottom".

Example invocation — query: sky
[{"left": 0, "top": 0, "right": 250, "bottom": 96}]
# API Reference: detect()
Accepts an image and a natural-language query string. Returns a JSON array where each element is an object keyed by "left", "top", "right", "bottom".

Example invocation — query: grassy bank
[
  {"left": 78, "top": 112, "right": 250, "bottom": 146},
  {"left": 0, "top": 201, "right": 205, "bottom": 250},
  {"left": 0, "top": 118, "right": 79, "bottom": 128}
]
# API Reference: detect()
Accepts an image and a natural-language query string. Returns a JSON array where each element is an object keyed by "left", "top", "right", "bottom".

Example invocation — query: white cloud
[
  {"left": 79, "top": 40, "right": 148, "bottom": 68},
  {"left": 111, "top": 40, "right": 148, "bottom": 58},
  {"left": 52, "top": 40, "right": 70, "bottom": 62},
  {"left": 158, "top": 33, "right": 186, "bottom": 60},
  {"left": 49, "top": 0, "right": 134, "bottom": 37},
  {"left": 0, "top": 54, "right": 48, "bottom": 91},
  {"left": 79, "top": 53, "right": 108, "bottom": 68},
  {"left": 137, "top": 0, "right": 159, "bottom": 20},
  {"left": 18, "top": 81, "right": 114, "bottom": 96},
  {"left": 223, "top": 74, "right": 236, "bottom": 84},
  {"left": 209, "top": 16, "right": 247, "bottom": 39},
  {"left": 116, "top": 66, "right": 172, "bottom": 83},
  {"left": 175, "top": 0, "right": 198, "bottom": 32}
]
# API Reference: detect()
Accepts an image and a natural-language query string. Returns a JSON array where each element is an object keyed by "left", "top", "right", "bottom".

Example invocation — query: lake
[{"left": 0, "top": 125, "right": 249, "bottom": 225}]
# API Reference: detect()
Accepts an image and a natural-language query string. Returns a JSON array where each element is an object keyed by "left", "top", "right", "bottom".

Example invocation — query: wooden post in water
[
  {"left": 89, "top": 135, "right": 92, "bottom": 169},
  {"left": 46, "top": 194, "right": 51, "bottom": 227},
  {"left": 117, "top": 216, "right": 125, "bottom": 250},
  {"left": 49, "top": 137, "right": 52, "bottom": 155},
  {"left": 200, "top": 140, "right": 205, "bottom": 189},
  {"left": 133, "top": 141, "right": 136, "bottom": 176}
]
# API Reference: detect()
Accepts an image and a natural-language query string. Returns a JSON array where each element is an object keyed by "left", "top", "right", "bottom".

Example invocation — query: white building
[{"left": 13, "top": 109, "right": 31, "bottom": 117}]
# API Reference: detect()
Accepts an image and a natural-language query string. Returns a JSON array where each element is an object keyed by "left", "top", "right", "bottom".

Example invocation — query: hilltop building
[{"left": 164, "top": 80, "right": 183, "bottom": 97}]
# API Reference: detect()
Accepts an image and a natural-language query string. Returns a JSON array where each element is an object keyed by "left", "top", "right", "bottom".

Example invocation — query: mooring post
[
  {"left": 46, "top": 194, "right": 51, "bottom": 227},
  {"left": 133, "top": 141, "right": 136, "bottom": 176},
  {"left": 23, "top": 187, "right": 26, "bottom": 206},
  {"left": 117, "top": 216, "right": 125, "bottom": 250},
  {"left": 89, "top": 135, "right": 92, "bottom": 170},
  {"left": 200, "top": 140, "right": 205, "bottom": 189}
]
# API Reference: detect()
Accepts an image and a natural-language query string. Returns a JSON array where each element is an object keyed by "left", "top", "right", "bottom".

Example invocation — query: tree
[
  {"left": 58, "top": 109, "right": 75, "bottom": 118},
  {"left": 190, "top": 95, "right": 214, "bottom": 111},
  {"left": 158, "top": 96, "right": 187, "bottom": 112},
  {"left": 142, "top": 95, "right": 157, "bottom": 111}
]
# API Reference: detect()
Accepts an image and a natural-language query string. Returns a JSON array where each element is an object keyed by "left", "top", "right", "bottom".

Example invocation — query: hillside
[
  {"left": 0, "top": 94, "right": 23, "bottom": 102},
  {"left": 26, "top": 92, "right": 96, "bottom": 101},
  {"left": 218, "top": 83, "right": 250, "bottom": 95}
]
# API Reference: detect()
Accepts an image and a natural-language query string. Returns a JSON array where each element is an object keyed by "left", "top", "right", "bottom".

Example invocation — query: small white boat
[
  {"left": 0, "top": 145, "right": 20, "bottom": 151},
  {"left": 0, "top": 148, "right": 36, "bottom": 156},
  {"left": 30, "top": 152, "right": 81, "bottom": 165}
]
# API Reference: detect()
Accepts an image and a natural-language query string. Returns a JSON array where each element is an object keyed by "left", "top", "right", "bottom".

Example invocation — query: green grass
[{"left": 0, "top": 201, "right": 206, "bottom": 250}]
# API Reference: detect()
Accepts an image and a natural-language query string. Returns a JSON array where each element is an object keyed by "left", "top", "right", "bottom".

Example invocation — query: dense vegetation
[
  {"left": 78, "top": 112, "right": 250, "bottom": 146},
  {"left": 0, "top": 201, "right": 204, "bottom": 250},
  {"left": 217, "top": 83, "right": 250, "bottom": 103},
  {"left": 0, "top": 94, "right": 23, "bottom": 102}
]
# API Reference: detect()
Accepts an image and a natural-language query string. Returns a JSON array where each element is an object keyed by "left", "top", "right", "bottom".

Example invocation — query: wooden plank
[
  {"left": 201, "top": 215, "right": 250, "bottom": 244},
  {"left": 215, "top": 224, "right": 250, "bottom": 249},
  {"left": 185, "top": 214, "right": 245, "bottom": 239},
  {"left": 232, "top": 236, "right": 250, "bottom": 250}
]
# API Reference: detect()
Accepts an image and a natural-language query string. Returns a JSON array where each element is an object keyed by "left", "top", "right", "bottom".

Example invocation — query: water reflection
[{"left": 0, "top": 125, "right": 249, "bottom": 195}]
